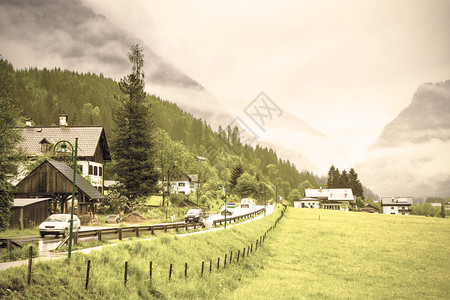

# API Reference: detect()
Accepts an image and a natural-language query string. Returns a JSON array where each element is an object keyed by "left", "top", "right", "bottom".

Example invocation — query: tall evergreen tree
[
  {"left": 0, "top": 57, "right": 23, "bottom": 230},
  {"left": 327, "top": 165, "right": 336, "bottom": 188},
  {"left": 111, "top": 45, "right": 158, "bottom": 209},
  {"left": 349, "top": 168, "right": 364, "bottom": 200},
  {"left": 229, "top": 163, "right": 244, "bottom": 191},
  {"left": 339, "top": 169, "right": 349, "bottom": 188},
  {"left": 332, "top": 167, "right": 340, "bottom": 188}
]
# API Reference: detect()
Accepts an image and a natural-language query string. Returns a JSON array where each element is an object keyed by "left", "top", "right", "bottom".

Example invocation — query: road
[{"left": 0, "top": 205, "right": 273, "bottom": 270}]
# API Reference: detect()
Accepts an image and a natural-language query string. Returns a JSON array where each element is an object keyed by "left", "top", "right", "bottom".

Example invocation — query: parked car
[
  {"left": 105, "top": 214, "right": 120, "bottom": 223},
  {"left": 240, "top": 198, "right": 254, "bottom": 208},
  {"left": 39, "top": 214, "right": 81, "bottom": 238},
  {"left": 220, "top": 203, "right": 236, "bottom": 216},
  {"left": 185, "top": 209, "right": 209, "bottom": 223}
]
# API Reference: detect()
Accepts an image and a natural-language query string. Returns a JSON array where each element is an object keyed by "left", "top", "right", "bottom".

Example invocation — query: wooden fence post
[
  {"left": 164, "top": 225, "right": 167, "bottom": 233},
  {"left": 27, "top": 246, "right": 32, "bottom": 285},
  {"left": 98, "top": 230, "right": 102, "bottom": 241},
  {"left": 251, "top": 243, "right": 253, "bottom": 254},
  {"left": 124, "top": 261, "right": 128, "bottom": 287},
  {"left": 185, "top": 263, "right": 188, "bottom": 279},
  {"left": 151, "top": 226, "right": 154, "bottom": 235},
  {"left": 74, "top": 231, "right": 78, "bottom": 245},
  {"left": 247, "top": 246, "right": 250, "bottom": 255},
  {"left": 149, "top": 261, "right": 153, "bottom": 280},
  {"left": 169, "top": 263, "right": 173, "bottom": 281},
  {"left": 201, "top": 261, "right": 204, "bottom": 277},
  {"left": 230, "top": 251, "right": 233, "bottom": 264},
  {"left": 209, "top": 259, "right": 212, "bottom": 274},
  {"left": 237, "top": 250, "right": 240, "bottom": 263},
  {"left": 119, "top": 228, "right": 122, "bottom": 240},
  {"left": 243, "top": 247, "right": 246, "bottom": 259},
  {"left": 85, "top": 260, "right": 91, "bottom": 290},
  {"left": 7, "top": 239, "right": 11, "bottom": 252},
  {"left": 136, "top": 227, "right": 139, "bottom": 237},
  {"left": 224, "top": 254, "right": 227, "bottom": 268},
  {"left": 217, "top": 257, "right": 220, "bottom": 271}
]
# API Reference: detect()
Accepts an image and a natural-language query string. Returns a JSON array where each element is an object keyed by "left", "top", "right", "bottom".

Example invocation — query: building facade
[{"left": 381, "top": 197, "right": 413, "bottom": 215}]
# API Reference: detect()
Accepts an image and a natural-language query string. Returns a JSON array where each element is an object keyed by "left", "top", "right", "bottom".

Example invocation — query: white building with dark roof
[
  {"left": 16, "top": 114, "right": 111, "bottom": 192},
  {"left": 381, "top": 197, "right": 413, "bottom": 215},
  {"left": 304, "top": 188, "right": 356, "bottom": 211}
]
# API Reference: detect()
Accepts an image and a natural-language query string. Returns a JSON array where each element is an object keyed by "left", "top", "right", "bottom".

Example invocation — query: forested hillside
[{"left": 7, "top": 64, "right": 320, "bottom": 206}]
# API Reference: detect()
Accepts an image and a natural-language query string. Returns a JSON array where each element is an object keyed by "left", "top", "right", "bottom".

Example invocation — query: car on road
[
  {"left": 185, "top": 209, "right": 209, "bottom": 223},
  {"left": 240, "top": 198, "right": 254, "bottom": 208},
  {"left": 39, "top": 214, "right": 81, "bottom": 238}
]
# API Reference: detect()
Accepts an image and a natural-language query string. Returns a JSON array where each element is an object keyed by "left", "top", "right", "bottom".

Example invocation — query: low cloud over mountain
[{"left": 358, "top": 81, "right": 450, "bottom": 197}]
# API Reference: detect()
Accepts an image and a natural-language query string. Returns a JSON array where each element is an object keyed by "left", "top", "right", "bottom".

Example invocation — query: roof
[
  {"left": 305, "top": 188, "right": 355, "bottom": 202},
  {"left": 13, "top": 198, "right": 51, "bottom": 207},
  {"left": 47, "top": 159, "right": 105, "bottom": 199},
  {"left": 295, "top": 198, "right": 320, "bottom": 201},
  {"left": 104, "top": 180, "right": 120, "bottom": 188},
  {"left": 381, "top": 197, "right": 413, "bottom": 206},
  {"left": 17, "top": 126, "right": 110, "bottom": 160}
]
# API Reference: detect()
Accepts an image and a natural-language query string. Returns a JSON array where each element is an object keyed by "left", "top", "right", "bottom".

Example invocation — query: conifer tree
[
  {"left": 229, "top": 163, "right": 244, "bottom": 191},
  {"left": 111, "top": 44, "right": 158, "bottom": 209},
  {"left": 0, "top": 57, "right": 23, "bottom": 230}
]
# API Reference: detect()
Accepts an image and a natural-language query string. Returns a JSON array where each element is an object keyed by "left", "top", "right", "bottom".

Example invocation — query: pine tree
[
  {"left": 0, "top": 57, "right": 23, "bottom": 230},
  {"left": 339, "top": 169, "right": 349, "bottom": 188},
  {"left": 327, "top": 165, "right": 335, "bottom": 188},
  {"left": 349, "top": 168, "right": 364, "bottom": 200},
  {"left": 229, "top": 164, "right": 244, "bottom": 191},
  {"left": 332, "top": 167, "right": 340, "bottom": 188},
  {"left": 111, "top": 44, "right": 158, "bottom": 209}
]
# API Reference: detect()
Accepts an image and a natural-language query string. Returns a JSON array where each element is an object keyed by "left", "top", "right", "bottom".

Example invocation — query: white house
[
  {"left": 16, "top": 114, "right": 111, "bottom": 193},
  {"left": 170, "top": 174, "right": 198, "bottom": 194},
  {"left": 294, "top": 198, "right": 320, "bottom": 208},
  {"left": 381, "top": 197, "right": 413, "bottom": 215},
  {"left": 304, "top": 188, "right": 356, "bottom": 211}
]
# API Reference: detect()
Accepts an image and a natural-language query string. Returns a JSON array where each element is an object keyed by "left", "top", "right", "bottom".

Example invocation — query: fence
[
  {"left": 22, "top": 206, "right": 286, "bottom": 290},
  {"left": 56, "top": 207, "right": 266, "bottom": 249}
]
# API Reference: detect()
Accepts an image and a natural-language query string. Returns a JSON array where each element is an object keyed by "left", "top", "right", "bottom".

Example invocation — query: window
[
  {"left": 179, "top": 183, "right": 185, "bottom": 187},
  {"left": 78, "top": 165, "right": 83, "bottom": 174},
  {"left": 99, "top": 167, "right": 103, "bottom": 176},
  {"left": 94, "top": 166, "right": 98, "bottom": 176},
  {"left": 391, "top": 207, "right": 394, "bottom": 210},
  {"left": 41, "top": 143, "right": 52, "bottom": 152},
  {"left": 89, "top": 165, "right": 93, "bottom": 175}
]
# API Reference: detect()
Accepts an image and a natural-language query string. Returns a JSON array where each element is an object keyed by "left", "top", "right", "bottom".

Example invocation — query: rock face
[
  {"left": 372, "top": 81, "right": 450, "bottom": 149},
  {"left": 358, "top": 81, "right": 450, "bottom": 197}
]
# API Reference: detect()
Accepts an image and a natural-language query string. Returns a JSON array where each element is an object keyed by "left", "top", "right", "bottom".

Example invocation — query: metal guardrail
[
  {"left": 56, "top": 207, "right": 266, "bottom": 249},
  {"left": 211, "top": 207, "right": 265, "bottom": 226}
]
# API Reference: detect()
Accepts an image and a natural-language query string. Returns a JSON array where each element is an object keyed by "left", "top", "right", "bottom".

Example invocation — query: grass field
[
  {"left": 228, "top": 209, "right": 450, "bottom": 299},
  {"left": 1, "top": 208, "right": 449, "bottom": 299}
]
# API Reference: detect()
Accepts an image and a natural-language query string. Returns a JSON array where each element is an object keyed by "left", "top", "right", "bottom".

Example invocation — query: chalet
[
  {"left": 16, "top": 114, "right": 111, "bottom": 192},
  {"left": 15, "top": 159, "right": 105, "bottom": 216},
  {"left": 381, "top": 196, "right": 413, "bottom": 215},
  {"left": 304, "top": 188, "right": 356, "bottom": 211},
  {"left": 162, "top": 174, "right": 199, "bottom": 194},
  {"left": 361, "top": 204, "right": 379, "bottom": 214},
  {"left": 293, "top": 198, "right": 320, "bottom": 208}
]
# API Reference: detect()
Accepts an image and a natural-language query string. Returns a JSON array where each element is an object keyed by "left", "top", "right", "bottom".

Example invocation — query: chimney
[
  {"left": 59, "top": 114, "right": 68, "bottom": 127},
  {"left": 25, "top": 118, "right": 32, "bottom": 127}
]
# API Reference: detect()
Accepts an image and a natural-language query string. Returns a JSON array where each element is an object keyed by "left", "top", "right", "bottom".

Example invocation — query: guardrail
[
  {"left": 211, "top": 207, "right": 265, "bottom": 227},
  {"left": 56, "top": 207, "right": 266, "bottom": 249}
]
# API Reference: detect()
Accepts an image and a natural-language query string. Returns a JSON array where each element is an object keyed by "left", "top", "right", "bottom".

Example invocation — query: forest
[{"left": 3, "top": 58, "right": 322, "bottom": 209}]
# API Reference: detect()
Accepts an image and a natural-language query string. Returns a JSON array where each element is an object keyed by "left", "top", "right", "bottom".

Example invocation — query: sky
[
  {"left": 1, "top": 0, "right": 449, "bottom": 195},
  {"left": 83, "top": 0, "right": 450, "bottom": 165}
]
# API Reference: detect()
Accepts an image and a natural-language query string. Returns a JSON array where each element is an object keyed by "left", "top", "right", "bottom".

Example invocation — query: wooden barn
[
  {"left": 15, "top": 159, "right": 105, "bottom": 216},
  {"left": 9, "top": 198, "right": 51, "bottom": 229}
]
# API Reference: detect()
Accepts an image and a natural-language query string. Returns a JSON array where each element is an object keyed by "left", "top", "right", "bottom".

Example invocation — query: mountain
[
  {"left": 358, "top": 81, "right": 450, "bottom": 197},
  {"left": 0, "top": 0, "right": 335, "bottom": 175}
]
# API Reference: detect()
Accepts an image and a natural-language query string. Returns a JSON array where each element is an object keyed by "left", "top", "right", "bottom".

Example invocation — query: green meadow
[{"left": 1, "top": 207, "right": 449, "bottom": 299}]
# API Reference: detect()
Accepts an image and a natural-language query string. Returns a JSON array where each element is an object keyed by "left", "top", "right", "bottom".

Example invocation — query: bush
[{"left": 0, "top": 243, "right": 38, "bottom": 263}]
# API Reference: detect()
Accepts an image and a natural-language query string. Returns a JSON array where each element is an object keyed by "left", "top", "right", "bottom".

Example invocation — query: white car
[
  {"left": 240, "top": 198, "right": 254, "bottom": 208},
  {"left": 39, "top": 214, "right": 81, "bottom": 238}
]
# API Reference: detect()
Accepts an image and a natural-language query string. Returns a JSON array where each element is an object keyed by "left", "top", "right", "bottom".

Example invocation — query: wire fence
[{"left": 20, "top": 206, "right": 287, "bottom": 291}]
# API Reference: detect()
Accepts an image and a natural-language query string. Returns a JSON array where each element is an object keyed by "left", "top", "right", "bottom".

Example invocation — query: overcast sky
[
  {"left": 84, "top": 0, "right": 450, "bottom": 156},
  {"left": 1, "top": 0, "right": 449, "bottom": 192}
]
